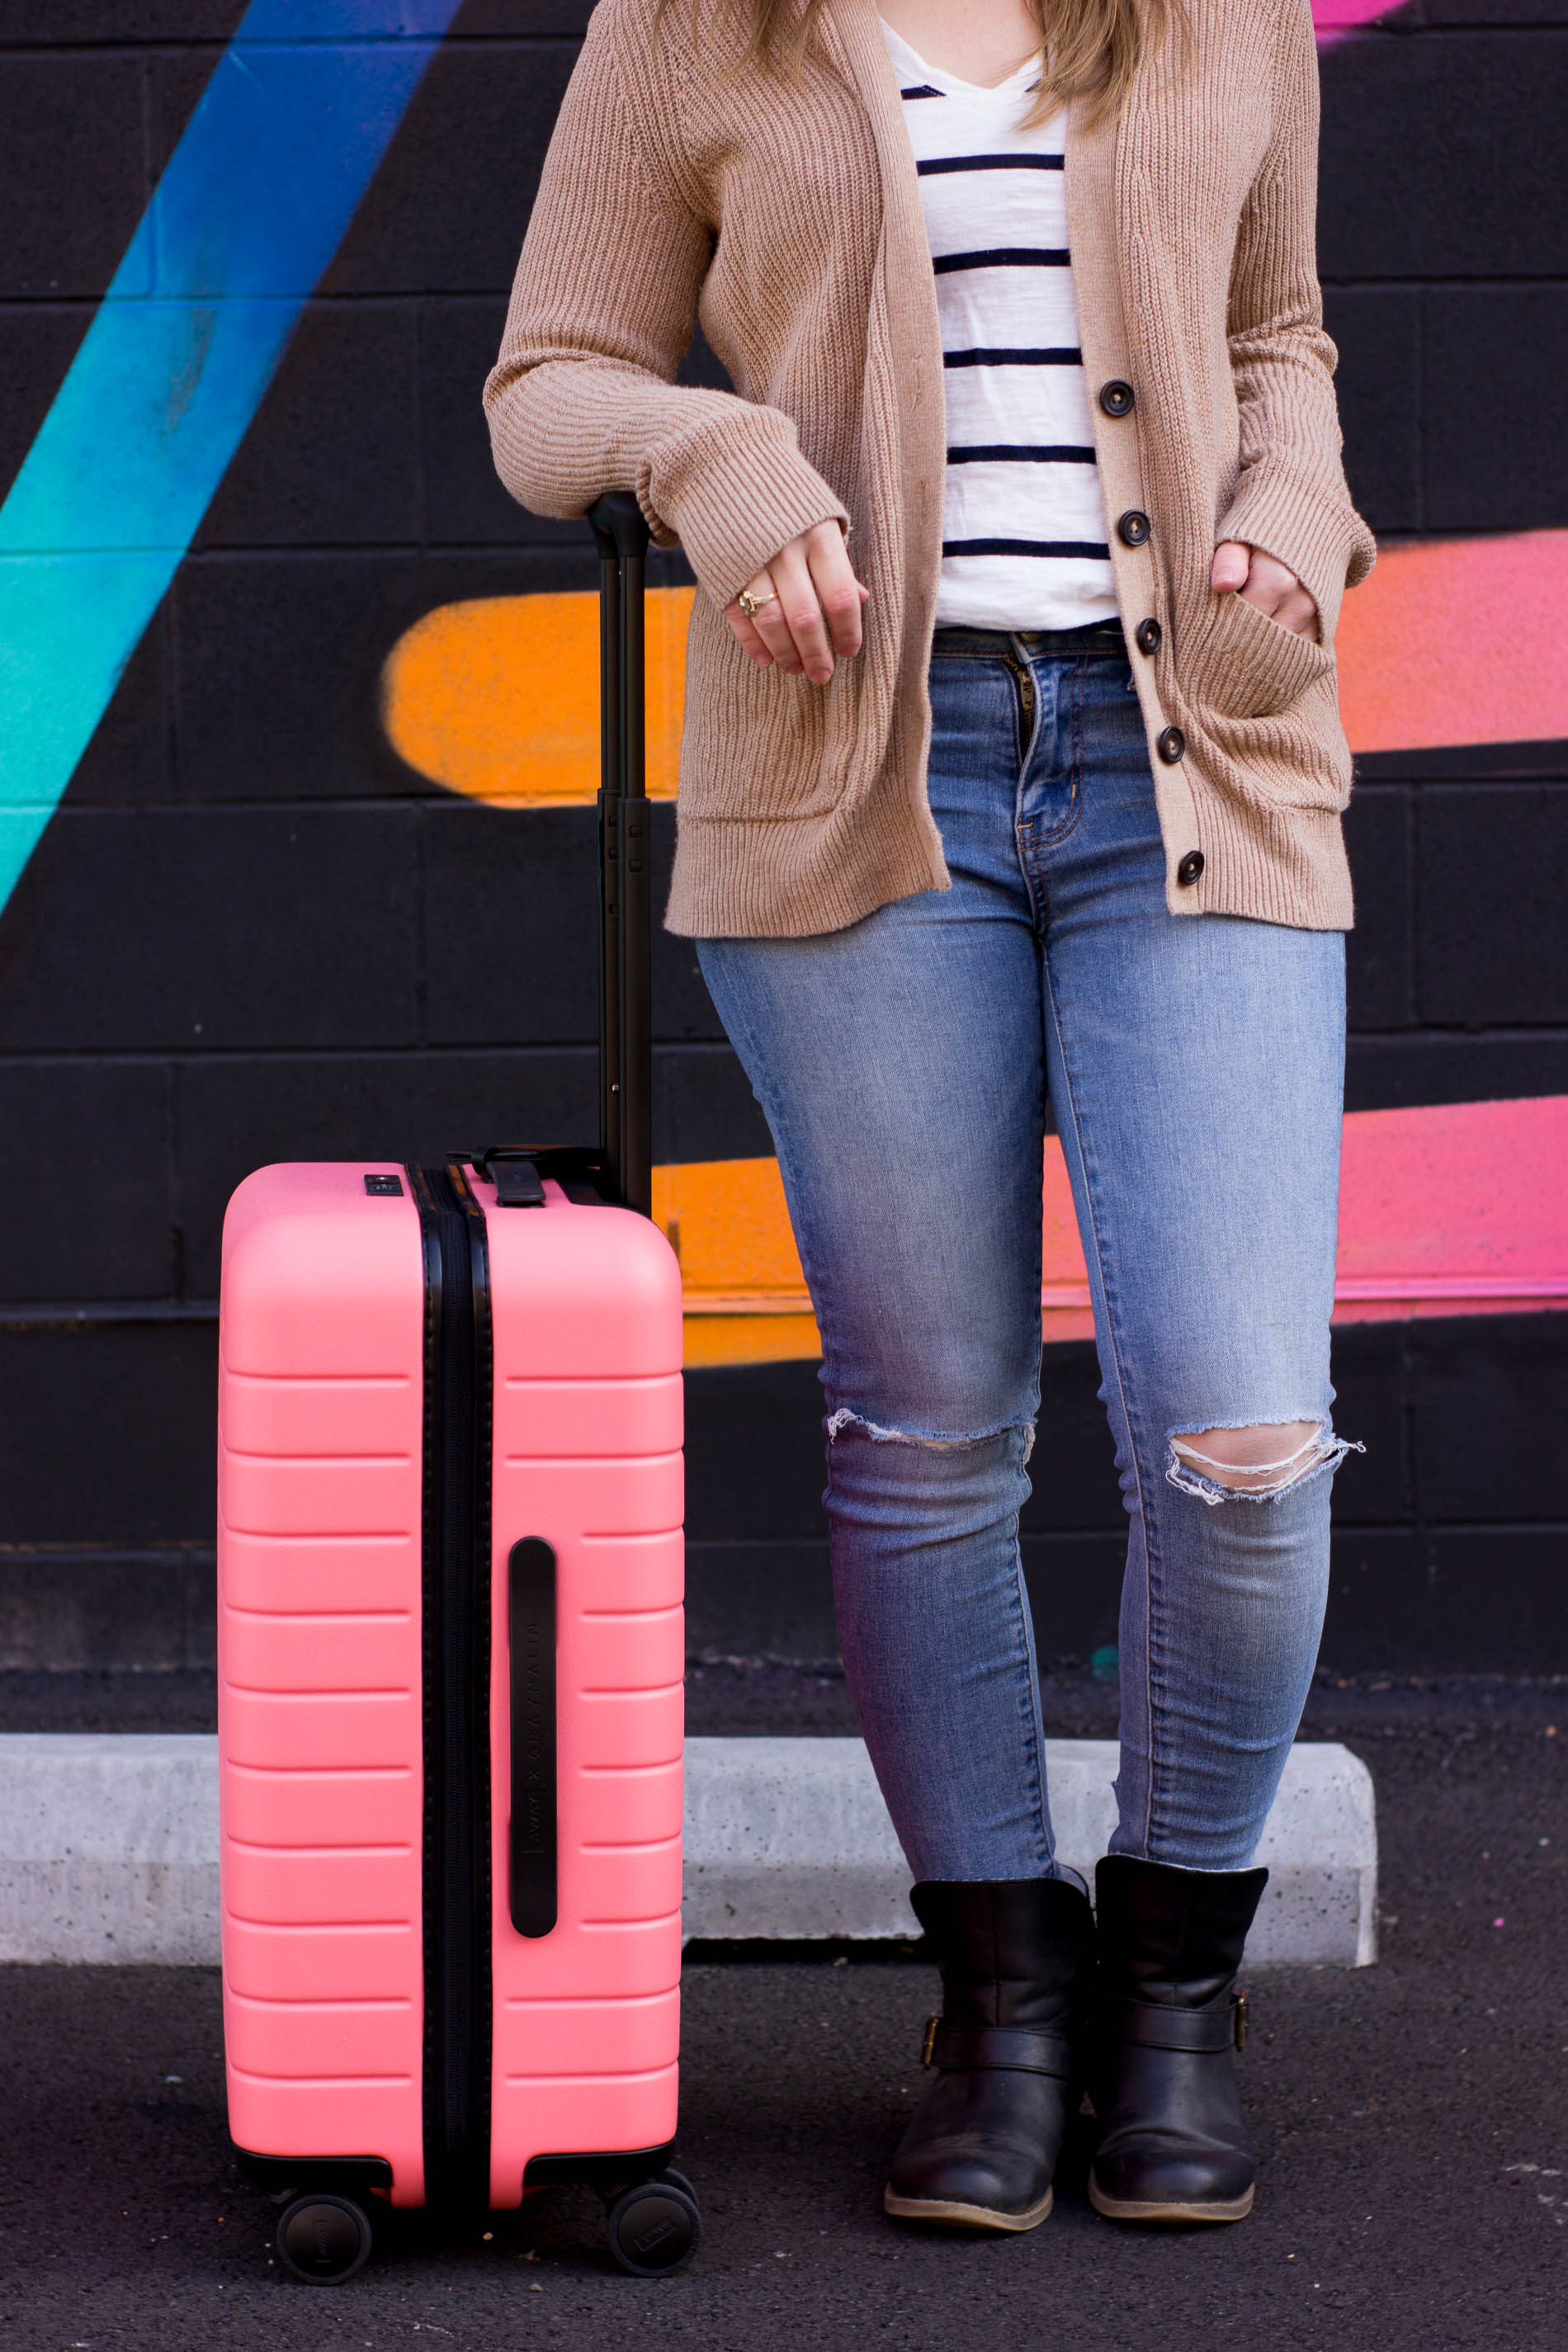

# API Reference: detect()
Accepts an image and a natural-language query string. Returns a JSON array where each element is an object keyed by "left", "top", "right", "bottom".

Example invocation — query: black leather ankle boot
[
  {"left": 884, "top": 1876, "right": 1097, "bottom": 2232},
  {"left": 1089, "top": 1854, "right": 1268, "bottom": 2224}
]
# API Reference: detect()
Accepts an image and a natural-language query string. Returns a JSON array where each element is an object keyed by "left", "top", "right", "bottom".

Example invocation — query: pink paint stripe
[
  {"left": 1041, "top": 1097, "right": 1568, "bottom": 1324},
  {"left": 1312, "top": 0, "right": 1399, "bottom": 38},
  {"left": 1336, "top": 1096, "right": 1568, "bottom": 1298},
  {"left": 1337, "top": 530, "right": 1568, "bottom": 755}
]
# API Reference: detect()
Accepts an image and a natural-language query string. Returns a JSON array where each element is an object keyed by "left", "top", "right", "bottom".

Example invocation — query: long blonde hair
[{"left": 722, "top": 0, "right": 1187, "bottom": 123}]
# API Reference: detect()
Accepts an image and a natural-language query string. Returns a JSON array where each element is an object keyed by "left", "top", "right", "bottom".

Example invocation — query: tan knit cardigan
[{"left": 485, "top": 0, "right": 1375, "bottom": 937}]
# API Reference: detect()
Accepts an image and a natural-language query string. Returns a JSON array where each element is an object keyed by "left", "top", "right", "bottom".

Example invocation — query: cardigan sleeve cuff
[
  {"left": 1216, "top": 465, "right": 1377, "bottom": 645},
  {"left": 643, "top": 406, "right": 850, "bottom": 608}
]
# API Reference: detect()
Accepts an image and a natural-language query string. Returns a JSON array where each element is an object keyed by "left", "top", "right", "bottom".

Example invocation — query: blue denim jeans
[{"left": 697, "top": 633, "right": 1352, "bottom": 1880}]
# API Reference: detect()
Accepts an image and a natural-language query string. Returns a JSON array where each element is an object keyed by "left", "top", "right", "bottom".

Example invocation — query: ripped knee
[
  {"left": 826, "top": 1405, "right": 1036, "bottom": 1462},
  {"left": 1166, "top": 1419, "right": 1363, "bottom": 1504}
]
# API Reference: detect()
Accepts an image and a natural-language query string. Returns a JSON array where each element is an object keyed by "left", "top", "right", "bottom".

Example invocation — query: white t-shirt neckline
[
  {"left": 880, "top": 17, "right": 1117, "bottom": 631},
  {"left": 880, "top": 21, "right": 1041, "bottom": 109}
]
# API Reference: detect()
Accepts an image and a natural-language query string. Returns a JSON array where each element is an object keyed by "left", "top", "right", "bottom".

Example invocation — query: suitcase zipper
[{"left": 410, "top": 1160, "right": 494, "bottom": 2216}]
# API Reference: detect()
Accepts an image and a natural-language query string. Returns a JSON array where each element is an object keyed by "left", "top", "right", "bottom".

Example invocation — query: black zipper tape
[{"left": 410, "top": 1161, "right": 494, "bottom": 2214}]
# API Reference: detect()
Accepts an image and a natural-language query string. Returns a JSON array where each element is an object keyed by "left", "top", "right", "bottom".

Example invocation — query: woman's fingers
[
  {"left": 734, "top": 553, "right": 808, "bottom": 675},
  {"left": 1271, "top": 586, "right": 1320, "bottom": 637},
  {"left": 726, "top": 522, "right": 869, "bottom": 682},
  {"left": 1237, "top": 550, "right": 1301, "bottom": 617},
  {"left": 1212, "top": 540, "right": 1320, "bottom": 639},
  {"left": 805, "top": 519, "right": 867, "bottom": 662},
  {"left": 725, "top": 582, "right": 776, "bottom": 666},
  {"left": 768, "top": 539, "right": 836, "bottom": 681},
  {"left": 728, "top": 562, "right": 797, "bottom": 669},
  {"left": 1210, "top": 539, "right": 1251, "bottom": 595}
]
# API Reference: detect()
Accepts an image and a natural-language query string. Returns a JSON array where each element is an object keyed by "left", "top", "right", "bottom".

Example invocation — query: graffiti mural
[
  {"left": 0, "top": 2, "right": 466, "bottom": 912},
  {"left": 1, "top": 0, "right": 1564, "bottom": 1670}
]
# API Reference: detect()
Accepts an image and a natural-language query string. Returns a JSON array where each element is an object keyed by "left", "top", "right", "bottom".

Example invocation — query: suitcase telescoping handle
[{"left": 587, "top": 492, "right": 654, "bottom": 1221}]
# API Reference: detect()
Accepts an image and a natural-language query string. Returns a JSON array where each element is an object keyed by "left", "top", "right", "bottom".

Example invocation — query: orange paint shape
[
  {"left": 1336, "top": 529, "right": 1568, "bottom": 754},
  {"left": 382, "top": 525, "right": 1568, "bottom": 805},
  {"left": 652, "top": 1155, "right": 809, "bottom": 1314},
  {"left": 654, "top": 1096, "right": 1568, "bottom": 1367},
  {"left": 381, "top": 588, "right": 693, "bottom": 805},
  {"left": 651, "top": 1156, "right": 821, "bottom": 1370}
]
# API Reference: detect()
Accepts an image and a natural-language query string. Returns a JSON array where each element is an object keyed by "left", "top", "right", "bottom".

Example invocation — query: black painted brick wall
[{"left": 0, "top": 2, "right": 1564, "bottom": 1672}]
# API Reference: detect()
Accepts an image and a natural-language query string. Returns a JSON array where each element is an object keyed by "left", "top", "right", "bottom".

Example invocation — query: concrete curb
[
  {"left": 0, "top": 1733, "right": 1376, "bottom": 1967},
  {"left": 0, "top": 1736, "right": 220, "bottom": 1967},
  {"left": 683, "top": 1738, "right": 1377, "bottom": 1965}
]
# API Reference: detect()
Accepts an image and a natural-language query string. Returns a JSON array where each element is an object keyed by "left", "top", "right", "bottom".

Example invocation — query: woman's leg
[
  {"left": 1024, "top": 656, "right": 1349, "bottom": 1866},
  {"left": 696, "top": 650, "right": 1059, "bottom": 1884},
  {"left": 1009, "top": 645, "right": 1349, "bottom": 2222}
]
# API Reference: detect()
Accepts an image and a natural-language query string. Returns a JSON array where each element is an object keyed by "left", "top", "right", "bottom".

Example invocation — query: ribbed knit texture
[{"left": 485, "top": 0, "right": 1375, "bottom": 937}]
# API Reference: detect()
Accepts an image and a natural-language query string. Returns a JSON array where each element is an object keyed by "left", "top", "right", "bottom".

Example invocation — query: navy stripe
[
  {"left": 947, "top": 444, "right": 1098, "bottom": 465},
  {"left": 933, "top": 247, "right": 1070, "bottom": 275},
  {"left": 944, "top": 347, "right": 1083, "bottom": 369},
  {"left": 943, "top": 538, "right": 1112, "bottom": 560},
  {"left": 918, "top": 152, "right": 1064, "bottom": 175},
  {"left": 899, "top": 84, "right": 944, "bottom": 99}
]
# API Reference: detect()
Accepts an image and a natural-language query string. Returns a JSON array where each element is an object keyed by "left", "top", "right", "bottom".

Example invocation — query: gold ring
[{"left": 737, "top": 588, "right": 778, "bottom": 620}]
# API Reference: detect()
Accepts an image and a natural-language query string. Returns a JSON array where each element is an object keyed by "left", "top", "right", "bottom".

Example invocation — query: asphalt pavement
[{"left": 0, "top": 1669, "right": 1564, "bottom": 2351}]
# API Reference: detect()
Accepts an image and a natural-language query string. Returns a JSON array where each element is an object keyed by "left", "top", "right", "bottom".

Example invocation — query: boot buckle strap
[
  {"left": 1112, "top": 1995, "right": 1246, "bottom": 2055},
  {"left": 923, "top": 2021, "right": 1076, "bottom": 2078}
]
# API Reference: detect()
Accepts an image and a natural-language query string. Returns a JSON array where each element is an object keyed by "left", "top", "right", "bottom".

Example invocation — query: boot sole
[
  {"left": 884, "top": 2185, "right": 1053, "bottom": 2233},
  {"left": 1089, "top": 2175, "right": 1254, "bottom": 2225}
]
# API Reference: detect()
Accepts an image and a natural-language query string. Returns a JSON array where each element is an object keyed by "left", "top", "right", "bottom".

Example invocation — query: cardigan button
[
  {"left": 1135, "top": 616, "right": 1162, "bottom": 656},
  {"left": 1177, "top": 850, "right": 1205, "bottom": 886},
  {"left": 1158, "top": 725, "right": 1186, "bottom": 764},
  {"left": 1117, "top": 510, "right": 1151, "bottom": 548},
  {"left": 1099, "top": 380, "right": 1136, "bottom": 418}
]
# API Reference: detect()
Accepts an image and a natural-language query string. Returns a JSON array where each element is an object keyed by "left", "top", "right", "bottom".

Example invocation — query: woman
[{"left": 487, "top": 0, "right": 1373, "bottom": 2236}]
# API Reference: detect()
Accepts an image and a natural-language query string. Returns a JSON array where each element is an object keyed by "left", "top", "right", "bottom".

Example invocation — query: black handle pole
[
  {"left": 589, "top": 504, "right": 625, "bottom": 1208},
  {"left": 587, "top": 493, "right": 653, "bottom": 1216}
]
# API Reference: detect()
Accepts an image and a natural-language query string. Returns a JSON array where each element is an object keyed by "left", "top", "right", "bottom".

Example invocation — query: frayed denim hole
[
  {"left": 824, "top": 1406, "right": 1036, "bottom": 1454},
  {"left": 1164, "top": 1422, "right": 1365, "bottom": 1506}
]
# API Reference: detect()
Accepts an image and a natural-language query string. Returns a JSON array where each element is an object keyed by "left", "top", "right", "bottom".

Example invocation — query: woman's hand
[
  {"left": 1211, "top": 541, "right": 1320, "bottom": 639},
  {"left": 726, "top": 519, "right": 869, "bottom": 684}
]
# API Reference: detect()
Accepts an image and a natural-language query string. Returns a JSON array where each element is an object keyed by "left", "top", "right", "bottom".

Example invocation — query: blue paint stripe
[{"left": 0, "top": 0, "right": 465, "bottom": 910}]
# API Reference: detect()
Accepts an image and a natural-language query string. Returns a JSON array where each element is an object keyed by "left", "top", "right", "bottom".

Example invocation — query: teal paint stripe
[{"left": 0, "top": 0, "right": 465, "bottom": 913}]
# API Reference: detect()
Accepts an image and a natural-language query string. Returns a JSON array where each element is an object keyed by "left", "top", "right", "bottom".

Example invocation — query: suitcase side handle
[
  {"left": 508, "top": 1535, "right": 559, "bottom": 1938},
  {"left": 588, "top": 492, "right": 653, "bottom": 1218}
]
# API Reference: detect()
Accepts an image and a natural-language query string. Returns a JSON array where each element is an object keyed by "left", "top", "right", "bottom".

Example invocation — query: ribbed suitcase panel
[
  {"left": 220, "top": 1528, "right": 419, "bottom": 1616},
  {"left": 221, "top": 1689, "right": 421, "bottom": 1772},
  {"left": 220, "top": 1613, "right": 416, "bottom": 1691},
  {"left": 224, "top": 1844, "right": 419, "bottom": 1925},
  {"left": 225, "top": 1917, "right": 419, "bottom": 2004},
  {"left": 495, "top": 1374, "right": 682, "bottom": 1457},
  {"left": 223, "top": 1762, "right": 416, "bottom": 1848},
  {"left": 571, "top": 1759, "right": 683, "bottom": 1844},
  {"left": 494, "top": 1989, "right": 681, "bottom": 2075},
  {"left": 219, "top": 1164, "right": 428, "bottom": 2206},
  {"left": 480, "top": 1182, "right": 685, "bottom": 2207},
  {"left": 225, "top": 1989, "right": 415, "bottom": 2079}
]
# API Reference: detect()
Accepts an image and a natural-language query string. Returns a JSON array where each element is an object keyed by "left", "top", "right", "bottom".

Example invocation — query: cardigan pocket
[
  {"left": 676, "top": 623, "right": 852, "bottom": 823},
  {"left": 1181, "top": 591, "right": 1335, "bottom": 723}
]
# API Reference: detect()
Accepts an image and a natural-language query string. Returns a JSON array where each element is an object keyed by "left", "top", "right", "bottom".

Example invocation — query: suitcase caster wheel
[
  {"left": 606, "top": 2175, "right": 701, "bottom": 2276},
  {"left": 275, "top": 2193, "right": 373, "bottom": 2284}
]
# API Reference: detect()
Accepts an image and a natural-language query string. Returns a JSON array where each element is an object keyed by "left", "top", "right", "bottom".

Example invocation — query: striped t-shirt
[{"left": 884, "top": 23, "right": 1117, "bottom": 632}]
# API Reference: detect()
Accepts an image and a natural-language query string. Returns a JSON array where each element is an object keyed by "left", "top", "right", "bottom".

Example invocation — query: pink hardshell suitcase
[{"left": 218, "top": 500, "right": 699, "bottom": 2282}]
